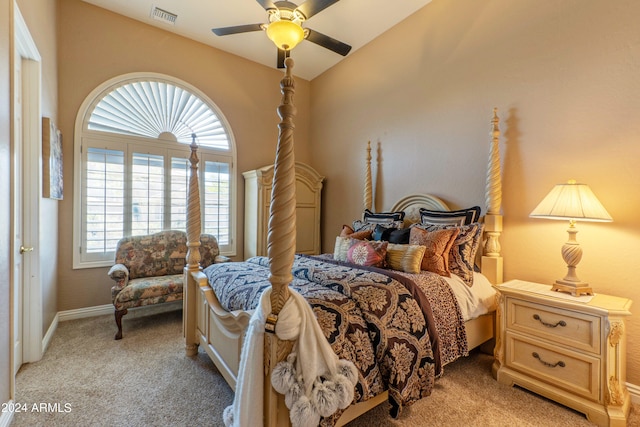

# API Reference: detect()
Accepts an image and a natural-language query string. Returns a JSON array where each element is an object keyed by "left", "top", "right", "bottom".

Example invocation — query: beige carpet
[{"left": 13, "top": 310, "right": 639, "bottom": 427}]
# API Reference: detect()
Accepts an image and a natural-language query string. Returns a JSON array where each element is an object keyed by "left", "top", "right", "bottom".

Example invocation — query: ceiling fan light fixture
[{"left": 266, "top": 20, "right": 304, "bottom": 51}]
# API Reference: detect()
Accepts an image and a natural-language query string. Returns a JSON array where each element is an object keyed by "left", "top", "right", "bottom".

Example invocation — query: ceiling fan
[{"left": 212, "top": 0, "right": 352, "bottom": 68}]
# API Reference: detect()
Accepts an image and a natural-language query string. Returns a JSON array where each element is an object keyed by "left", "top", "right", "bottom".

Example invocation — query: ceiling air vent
[{"left": 151, "top": 6, "right": 177, "bottom": 26}]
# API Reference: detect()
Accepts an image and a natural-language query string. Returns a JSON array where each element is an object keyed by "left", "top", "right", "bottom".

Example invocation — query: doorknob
[{"left": 19, "top": 245, "right": 34, "bottom": 254}]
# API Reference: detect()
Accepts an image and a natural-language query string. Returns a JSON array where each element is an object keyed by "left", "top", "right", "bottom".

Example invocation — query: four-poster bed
[{"left": 183, "top": 59, "right": 504, "bottom": 426}]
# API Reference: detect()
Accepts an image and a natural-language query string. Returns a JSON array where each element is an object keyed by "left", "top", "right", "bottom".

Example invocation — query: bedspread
[{"left": 203, "top": 255, "right": 467, "bottom": 417}]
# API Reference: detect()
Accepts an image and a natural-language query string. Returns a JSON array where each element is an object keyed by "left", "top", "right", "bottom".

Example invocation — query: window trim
[{"left": 73, "top": 73, "right": 237, "bottom": 269}]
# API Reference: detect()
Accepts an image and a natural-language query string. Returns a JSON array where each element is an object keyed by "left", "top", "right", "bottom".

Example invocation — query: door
[
  {"left": 11, "top": 46, "right": 24, "bottom": 375},
  {"left": 12, "top": 7, "right": 41, "bottom": 374}
]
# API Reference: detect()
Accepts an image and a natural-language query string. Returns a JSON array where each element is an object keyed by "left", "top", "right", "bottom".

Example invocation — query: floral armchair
[{"left": 107, "top": 230, "right": 227, "bottom": 339}]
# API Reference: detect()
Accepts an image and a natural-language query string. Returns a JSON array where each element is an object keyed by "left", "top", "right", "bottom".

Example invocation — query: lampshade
[
  {"left": 266, "top": 20, "right": 304, "bottom": 51},
  {"left": 529, "top": 180, "right": 612, "bottom": 222}
]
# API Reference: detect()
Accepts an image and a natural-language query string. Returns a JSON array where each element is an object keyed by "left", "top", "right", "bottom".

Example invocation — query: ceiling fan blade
[
  {"left": 277, "top": 49, "right": 286, "bottom": 69},
  {"left": 305, "top": 28, "right": 352, "bottom": 56},
  {"left": 296, "top": 0, "right": 340, "bottom": 19},
  {"left": 256, "top": 0, "right": 277, "bottom": 11},
  {"left": 212, "top": 24, "right": 264, "bottom": 36}
]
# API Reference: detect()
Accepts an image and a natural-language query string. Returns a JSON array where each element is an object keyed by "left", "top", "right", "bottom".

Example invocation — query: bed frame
[{"left": 183, "top": 58, "right": 503, "bottom": 426}]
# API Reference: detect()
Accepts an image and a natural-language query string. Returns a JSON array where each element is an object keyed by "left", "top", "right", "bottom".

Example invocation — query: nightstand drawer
[
  {"left": 505, "top": 331, "right": 600, "bottom": 402},
  {"left": 506, "top": 297, "right": 600, "bottom": 354}
]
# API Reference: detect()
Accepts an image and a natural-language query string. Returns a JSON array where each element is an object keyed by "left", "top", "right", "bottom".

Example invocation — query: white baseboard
[
  {"left": 42, "top": 312, "right": 59, "bottom": 354},
  {"left": 57, "top": 301, "right": 182, "bottom": 322},
  {"left": 0, "top": 402, "right": 14, "bottom": 427},
  {"left": 628, "top": 381, "right": 640, "bottom": 404},
  {"left": 57, "top": 304, "right": 113, "bottom": 321}
]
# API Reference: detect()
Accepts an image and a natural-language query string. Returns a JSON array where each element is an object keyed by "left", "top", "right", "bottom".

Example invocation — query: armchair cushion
[{"left": 113, "top": 274, "right": 183, "bottom": 309}]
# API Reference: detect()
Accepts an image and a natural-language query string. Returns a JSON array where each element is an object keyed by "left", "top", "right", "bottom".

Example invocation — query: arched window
[{"left": 73, "top": 73, "right": 236, "bottom": 268}]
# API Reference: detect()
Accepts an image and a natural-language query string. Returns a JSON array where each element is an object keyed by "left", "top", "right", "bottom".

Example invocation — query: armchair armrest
[
  {"left": 107, "top": 263, "right": 130, "bottom": 292},
  {"left": 214, "top": 255, "right": 231, "bottom": 263}
]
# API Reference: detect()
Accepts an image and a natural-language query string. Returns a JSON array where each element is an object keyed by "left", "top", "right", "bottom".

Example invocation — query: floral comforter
[{"left": 203, "top": 255, "right": 468, "bottom": 419}]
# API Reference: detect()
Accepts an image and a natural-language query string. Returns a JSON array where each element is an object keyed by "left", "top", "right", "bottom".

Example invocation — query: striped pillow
[
  {"left": 419, "top": 206, "right": 481, "bottom": 226},
  {"left": 333, "top": 236, "right": 351, "bottom": 262},
  {"left": 386, "top": 243, "right": 426, "bottom": 274}
]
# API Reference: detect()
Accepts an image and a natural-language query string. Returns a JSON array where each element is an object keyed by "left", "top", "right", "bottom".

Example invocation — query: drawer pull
[
  {"left": 532, "top": 352, "right": 565, "bottom": 368},
  {"left": 533, "top": 314, "right": 566, "bottom": 328}
]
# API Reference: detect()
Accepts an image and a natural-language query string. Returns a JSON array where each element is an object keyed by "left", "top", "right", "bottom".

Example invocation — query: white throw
[{"left": 223, "top": 287, "right": 357, "bottom": 427}]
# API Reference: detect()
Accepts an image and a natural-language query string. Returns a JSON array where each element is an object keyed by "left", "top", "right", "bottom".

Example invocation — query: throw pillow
[
  {"left": 386, "top": 243, "right": 427, "bottom": 274},
  {"left": 409, "top": 226, "right": 459, "bottom": 276},
  {"left": 419, "top": 206, "right": 481, "bottom": 226},
  {"left": 346, "top": 239, "right": 388, "bottom": 268},
  {"left": 419, "top": 222, "right": 484, "bottom": 286}
]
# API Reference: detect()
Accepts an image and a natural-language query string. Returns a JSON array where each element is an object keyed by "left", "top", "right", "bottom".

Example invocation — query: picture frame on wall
[{"left": 42, "top": 117, "right": 63, "bottom": 200}]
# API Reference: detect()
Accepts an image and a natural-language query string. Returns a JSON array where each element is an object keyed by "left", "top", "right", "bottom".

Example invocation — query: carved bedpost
[
  {"left": 264, "top": 58, "right": 297, "bottom": 426},
  {"left": 266, "top": 57, "right": 296, "bottom": 318},
  {"left": 482, "top": 108, "right": 504, "bottom": 284},
  {"left": 184, "top": 134, "right": 202, "bottom": 356},
  {"left": 364, "top": 141, "right": 373, "bottom": 212}
]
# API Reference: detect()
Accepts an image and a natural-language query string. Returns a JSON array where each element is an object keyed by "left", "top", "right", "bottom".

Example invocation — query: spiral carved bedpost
[
  {"left": 184, "top": 134, "right": 202, "bottom": 357},
  {"left": 481, "top": 108, "right": 503, "bottom": 286},
  {"left": 364, "top": 141, "right": 373, "bottom": 212},
  {"left": 266, "top": 57, "right": 297, "bottom": 320},
  {"left": 264, "top": 58, "right": 297, "bottom": 426},
  {"left": 483, "top": 109, "right": 504, "bottom": 371}
]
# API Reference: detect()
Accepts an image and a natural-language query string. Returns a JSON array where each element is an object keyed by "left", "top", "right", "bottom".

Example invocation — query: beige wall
[
  {"left": 310, "top": 0, "right": 640, "bottom": 384},
  {"left": 56, "top": 0, "right": 312, "bottom": 311},
  {"left": 1, "top": 0, "right": 12, "bottom": 409}
]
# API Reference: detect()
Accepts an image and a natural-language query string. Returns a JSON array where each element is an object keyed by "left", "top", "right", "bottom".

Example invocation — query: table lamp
[{"left": 529, "top": 180, "right": 612, "bottom": 296}]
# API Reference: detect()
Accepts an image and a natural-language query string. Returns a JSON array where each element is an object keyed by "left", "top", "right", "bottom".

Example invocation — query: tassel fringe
[{"left": 270, "top": 352, "right": 358, "bottom": 427}]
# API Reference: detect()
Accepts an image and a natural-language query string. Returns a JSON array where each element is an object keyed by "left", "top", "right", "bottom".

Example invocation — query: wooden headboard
[{"left": 391, "top": 194, "right": 449, "bottom": 225}]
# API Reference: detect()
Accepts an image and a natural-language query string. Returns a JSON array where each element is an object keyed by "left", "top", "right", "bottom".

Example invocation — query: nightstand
[{"left": 492, "top": 280, "right": 632, "bottom": 427}]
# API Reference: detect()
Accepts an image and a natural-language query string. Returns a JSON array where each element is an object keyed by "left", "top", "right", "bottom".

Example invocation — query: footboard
[{"left": 191, "top": 270, "right": 251, "bottom": 390}]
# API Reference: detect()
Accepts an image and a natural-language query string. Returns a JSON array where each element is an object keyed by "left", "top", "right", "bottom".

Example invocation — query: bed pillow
[
  {"left": 333, "top": 236, "right": 352, "bottom": 262},
  {"left": 340, "top": 224, "right": 373, "bottom": 240},
  {"left": 346, "top": 239, "right": 388, "bottom": 268},
  {"left": 409, "top": 226, "right": 459, "bottom": 276},
  {"left": 420, "top": 223, "right": 484, "bottom": 286},
  {"left": 386, "top": 243, "right": 426, "bottom": 274},
  {"left": 353, "top": 209, "right": 406, "bottom": 232},
  {"left": 419, "top": 206, "right": 481, "bottom": 226},
  {"left": 388, "top": 228, "right": 411, "bottom": 244},
  {"left": 352, "top": 219, "right": 404, "bottom": 233},
  {"left": 372, "top": 223, "right": 399, "bottom": 241},
  {"left": 363, "top": 208, "right": 405, "bottom": 223}
]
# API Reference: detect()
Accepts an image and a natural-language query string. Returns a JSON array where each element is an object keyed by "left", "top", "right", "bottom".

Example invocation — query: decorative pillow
[
  {"left": 386, "top": 243, "right": 427, "bottom": 274},
  {"left": 419, "top": 206, "right": 481, "bottom": 226},
  {"left": 409, "top": 226, "right": 459, "bottom": 276},
  {"left": 352, "top": 219, "right": 404, "bottom": 233},
  {"left": 388, "top": 227, "right": 411, "bottom": 244},
  {"left": 372, "top": 224, "right": 398, "bottom": 241},
  {"left": 346, "top": 239, "right": 388, "bottom": 268},
  {"left": 333, "top": 236, "right": 352, "bottom": 262},
  {"left": 420, "top": 223, "right": 484, "bottom": 286},
  {"left": 363, "top": 208, "right": 405, "bottom": 223},
  {"left": 340, "top": 224, "right": 372, "bottom": 240}
]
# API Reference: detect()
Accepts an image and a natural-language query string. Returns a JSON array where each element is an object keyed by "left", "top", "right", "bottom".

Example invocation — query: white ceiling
[{"left": 81, "top": 0, "right": 432, "bottom": 80}]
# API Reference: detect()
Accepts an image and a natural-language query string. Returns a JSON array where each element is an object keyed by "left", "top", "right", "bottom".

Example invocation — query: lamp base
[{"left": 551, "top": 279, "right": 593, "bottom": 297}]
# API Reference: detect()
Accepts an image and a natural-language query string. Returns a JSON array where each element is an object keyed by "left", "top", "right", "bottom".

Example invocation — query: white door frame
[{"left": 12, "top": 2, "right": 42, "bottom": 373}]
